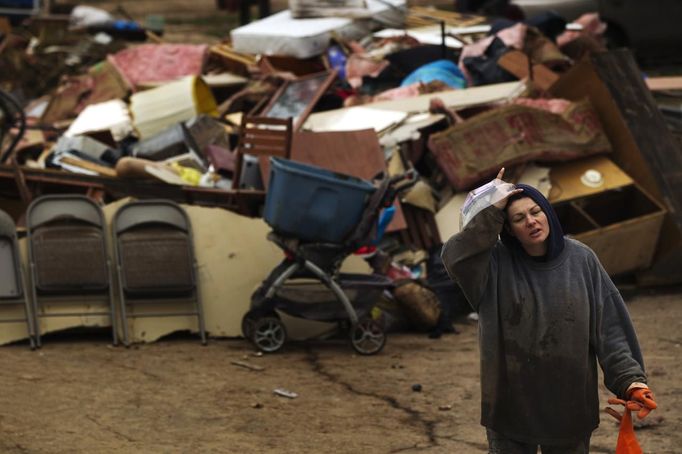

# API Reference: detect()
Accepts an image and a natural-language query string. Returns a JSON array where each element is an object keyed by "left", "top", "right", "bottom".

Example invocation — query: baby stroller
[{"left": 242, "top": 158, "right": 416, "bottom": 355}]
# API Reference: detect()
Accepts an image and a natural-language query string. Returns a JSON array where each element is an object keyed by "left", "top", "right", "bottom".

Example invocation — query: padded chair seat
[{"left": 32, "top": 225, "right": 109, "bottom": 293}]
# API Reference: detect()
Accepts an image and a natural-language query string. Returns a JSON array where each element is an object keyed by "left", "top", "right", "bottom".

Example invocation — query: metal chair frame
[
  {"left": 26, "top": 194, "right": 118, "bottom": 347},
  {"left": 0, "top": 209, "right": 36, "bottom": 348},
  {"left": 112, "top": 199, "right": 207, "bottom": 346}
]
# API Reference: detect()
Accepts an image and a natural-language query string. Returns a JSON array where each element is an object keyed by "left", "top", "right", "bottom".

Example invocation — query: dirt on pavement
[{"left": 1, "top": 288, "right": 680, "bottom": 453}]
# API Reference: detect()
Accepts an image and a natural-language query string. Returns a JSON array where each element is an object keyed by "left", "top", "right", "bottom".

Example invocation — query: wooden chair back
[{"left": 232, "top": 116, "right": 292, "bottom": 190}]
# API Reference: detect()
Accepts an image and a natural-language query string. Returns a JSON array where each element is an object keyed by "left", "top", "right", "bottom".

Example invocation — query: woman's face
[{"left": 506, "top": 197, "right": 550, "bottom": 256}]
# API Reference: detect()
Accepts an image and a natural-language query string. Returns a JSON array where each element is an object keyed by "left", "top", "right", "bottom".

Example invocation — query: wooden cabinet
[{"left": 549, "top": 156, "right": 666, "bottom": 276}]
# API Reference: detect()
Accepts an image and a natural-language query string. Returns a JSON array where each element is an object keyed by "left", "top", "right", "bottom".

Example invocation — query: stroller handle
[
  {"left": 389, "top": 168, "right": 418, "bottom": 185},
  {"left": 379, "top": 169, "right": 419, "bottom": 207}
]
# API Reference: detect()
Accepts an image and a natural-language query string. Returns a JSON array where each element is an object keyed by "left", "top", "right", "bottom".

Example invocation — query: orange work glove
[
  {"left": 628, "top": 387, "right": 657, "bottom": 419},
  {"left": 605, "top": 398, "right": 643, "bottom": 454}
]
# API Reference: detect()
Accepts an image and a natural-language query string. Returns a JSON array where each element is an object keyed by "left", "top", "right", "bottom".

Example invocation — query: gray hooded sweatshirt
[{"left": 441, "top": 205, "right": 646, "bottom": 445}]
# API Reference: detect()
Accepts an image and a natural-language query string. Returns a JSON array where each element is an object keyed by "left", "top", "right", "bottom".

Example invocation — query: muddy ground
[{"left": 1, "top": 288, "right": 680, "bottom": 453}]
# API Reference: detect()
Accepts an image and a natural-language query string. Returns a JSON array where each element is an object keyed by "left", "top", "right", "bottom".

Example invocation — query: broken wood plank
[
  {"left": 645, "top": 76, "right": 682, "bottom": 92},
  {"left": 60, "top": 156, "right": 117, "bottom": 177},
  {"left": 406, "top": 6, "right": 485, "bottom": 28},
  {"left": 0, "top": 164, "right": 266, "bottom": 216},
  {"left": 11, "top": 157, "right": 32, "bottom": 206},
  {"left": 210, "top": 44, "right": 258, "bottom": 67},
  {"left": 231, "top": 360, "right": 264, "bottom": 371},
  {"left": 498, "top": 50, "right": 559, "bottom": 91}
]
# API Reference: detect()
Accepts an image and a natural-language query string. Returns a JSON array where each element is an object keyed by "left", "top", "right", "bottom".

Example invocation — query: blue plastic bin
[{"left": 264, "top": 158, "right": 375, "bottom": 243}]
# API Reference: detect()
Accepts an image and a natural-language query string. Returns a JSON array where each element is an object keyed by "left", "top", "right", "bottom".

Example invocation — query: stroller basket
[
  {"left": 271, "top": 273, "right": 391, "bottom": 321},
  {"left": 263, "top": 158, "right": 376, "bottom": 243}
]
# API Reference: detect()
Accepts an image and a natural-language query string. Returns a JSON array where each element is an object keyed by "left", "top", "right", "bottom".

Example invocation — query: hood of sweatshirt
[{"left": 500, "top": 183, "right": 565, "bottom": 261}]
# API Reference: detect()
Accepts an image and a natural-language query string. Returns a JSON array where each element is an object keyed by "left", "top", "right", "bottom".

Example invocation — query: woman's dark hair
[{"left": 500, "top": 183, "right": 565, "bottom": 260}]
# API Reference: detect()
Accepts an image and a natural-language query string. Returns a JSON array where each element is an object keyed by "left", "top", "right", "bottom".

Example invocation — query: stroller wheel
[
  {"left": 350, "top": 318, "right": 386, "bottom": 355},
  {"left": 253, "top": 316, "right": 287, "bottom": 353},
  {"left": 241, "top": 310, "right": 259, "bottom": 340}
]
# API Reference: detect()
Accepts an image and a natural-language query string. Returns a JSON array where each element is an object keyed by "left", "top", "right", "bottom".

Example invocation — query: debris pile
[{"left": 2, "top": 1, "right": 681, "bottom": 344}]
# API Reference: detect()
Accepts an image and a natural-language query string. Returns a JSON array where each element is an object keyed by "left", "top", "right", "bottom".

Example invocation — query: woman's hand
[{"left": 492, "top": 168, "right": 523, "bottom": 209}]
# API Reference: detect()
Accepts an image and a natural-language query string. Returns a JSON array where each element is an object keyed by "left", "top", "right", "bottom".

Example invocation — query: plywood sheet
[
  {"left": 304, "top": 80, "right": 526, "bottom": 130},
  {"left": 290, "top": 129, "right": 386, "bottom": 179}
]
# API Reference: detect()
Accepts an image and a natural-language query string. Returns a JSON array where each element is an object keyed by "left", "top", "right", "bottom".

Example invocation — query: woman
[{"left": 441, "top": 169, "right": 656, "bottom": 453}]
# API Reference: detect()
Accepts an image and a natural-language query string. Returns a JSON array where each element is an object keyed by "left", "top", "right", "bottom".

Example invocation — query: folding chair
[
  {"left": 231, "top": 115, "right": 292, "bottom": 190},
  {"left": 0, "top": 209, "right": 36, "bottom": 348},
  {"left": 112, "top": 199, "right": 206, "bottom": 346},
  {"left": 26, "top": 195, "right": 118, "bottom": 347}
]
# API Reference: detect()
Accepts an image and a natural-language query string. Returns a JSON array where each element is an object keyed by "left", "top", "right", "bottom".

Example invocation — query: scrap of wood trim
[
  {"left": 645, "top": 76, "right": 682, "bottom": 92},
  {"left": 231, "top": 360, "right": 265, "bottom": 371},
  {"left": 210, "top": 44, "right": 257, "bottom": 67},
  {"left": 407, "top": 6, "right": 486, "bottom": 28},
  {"left": 498, "top": 50, "right": 559, "bottom": 91},
  {"left": 60, "top": 156, "right": 117, "bottom": 177}
]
